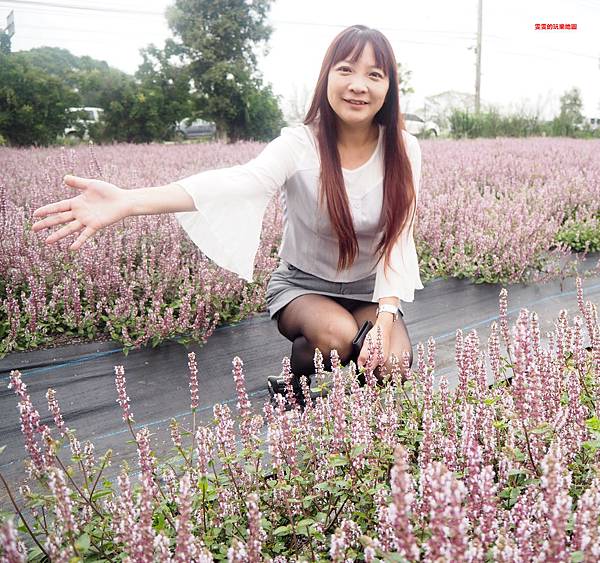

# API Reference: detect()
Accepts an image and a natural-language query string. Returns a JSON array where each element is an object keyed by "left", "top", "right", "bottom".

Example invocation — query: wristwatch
[{"left": 376, "top": 304, "right": 399, "bottom": 322}]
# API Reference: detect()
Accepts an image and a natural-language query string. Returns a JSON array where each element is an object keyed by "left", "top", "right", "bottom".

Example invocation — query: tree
[
  {"left": 0, "top": 31, "right": 10, "bottom": 55},
  {"left": 397, "top": 62, "right": 414, "bottom": 97},
  {"left": 0, "top": 53, "right": 79, "bottom": 146},
  {"left": 16, "top": 46, "right": 127, "bottom": 107},
  {"left": 134, "top": 43, "right": 195, "bottom": 134},
  {"left": 552, "top": 86, "right": 585, "bottom": 137},
  {"left": 15, "top": 46, "right": 194, "bottom": 144},
  {"left": 166, "top": 0, "right": 285, "bottom": 141},
  {"left": 242, "top": 79, "right": 286, "bottom": 141}
]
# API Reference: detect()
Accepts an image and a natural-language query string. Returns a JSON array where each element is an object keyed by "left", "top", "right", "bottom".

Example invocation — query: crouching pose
[{"left": 31, "top": 25, "right": 423, "bottom": 404}]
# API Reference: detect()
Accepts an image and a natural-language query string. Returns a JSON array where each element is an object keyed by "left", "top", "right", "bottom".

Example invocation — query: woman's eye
[
  {"left": 371, "top": 72, "right": 384, "bottom": 79},
  {"left": 337, "top": 66, "right": 351, "bottom": 73}
]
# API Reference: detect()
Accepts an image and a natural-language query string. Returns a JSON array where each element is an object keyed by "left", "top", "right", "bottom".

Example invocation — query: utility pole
[
  {"left": 0, "top": 10, "right": 14, "bottom": 54},
  {"left": 475, "top": 0, "right": 482, "bottom": 114},
  {"left": 2, "top": 10, "right": 15, "bottom": 36}
]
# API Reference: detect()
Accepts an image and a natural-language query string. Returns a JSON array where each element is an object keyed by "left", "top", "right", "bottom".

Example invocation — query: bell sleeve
[
  {"left": 173, "top": 127, "right": 302, "bottom": 282},
  {"left": 372, "top": 132, "right": 424, "bottom": 303}
]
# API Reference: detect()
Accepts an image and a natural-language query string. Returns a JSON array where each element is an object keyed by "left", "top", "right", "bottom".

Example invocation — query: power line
[
  {"left": 4, "top": 7, "right": 596, "bottom": 63},
  {"left": 15, "top": 33, "right": 156, "bottom": 44},
  {"left": 270, "top": 19, "right": 596, "bottom": 61},
  {"left": 272, "top": 19, "right": 478, "bottom": 39},
  {"left": 572, "top": 0, "right": 600, "bottom": 10},
  {"left": 0, "top": 0, "right": 165, "bottom": 16},
  {"left": 484, "top": 33, "right": 596, "bottom": 60},
  {"left": 16, "top": 22, "right": 163, "bottom": 35}
]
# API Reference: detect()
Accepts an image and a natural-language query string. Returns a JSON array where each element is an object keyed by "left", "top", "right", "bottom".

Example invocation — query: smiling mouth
[{"left": 344, "top": 99, "right": 368, "bottom": 106}]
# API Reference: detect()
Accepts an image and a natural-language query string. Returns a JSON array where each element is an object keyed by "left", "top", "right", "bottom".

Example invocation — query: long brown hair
[{"left": 304, "top": 25, "right": 416, "bottom": 279}]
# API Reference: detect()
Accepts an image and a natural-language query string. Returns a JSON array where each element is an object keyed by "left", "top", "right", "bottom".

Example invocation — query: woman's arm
[
  {"left": 128, "top": 182, "right": 196, "bottom": 215},
  {"left": 33, "top": 126, "right": 302, "bottom": 257},
  {"left": 31, "top": 176, "right": 196, "bottom": 251}
]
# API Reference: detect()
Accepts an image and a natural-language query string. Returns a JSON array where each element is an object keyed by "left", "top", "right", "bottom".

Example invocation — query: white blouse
[{"left": 174, "top": 124, "right": 424, "bottom": 304}]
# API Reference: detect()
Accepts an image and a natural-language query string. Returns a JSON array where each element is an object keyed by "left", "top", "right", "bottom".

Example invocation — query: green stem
[
  {"left": 577, "top": 365, "right": 596, "bottom": 411},
  {"left": 88, "top": 450, "right": 112, "bottom": 499},
  {"left": 125, "top": 418, "right": 177, "bottom": 528},
  {"left": 323, "top": 495, "right": 349, "bottom": 534},
  {"left": 0, "top": 471, "right": 49, "bottom": 557},
  {"left": 53, "top": 454, "right": 104, "bottom": 520},
  {"left": 521, "top": 421, "right": 541, "bottom": 477},
  {"left": 191, "top": 407, "right": 197, "bottom": 468}
]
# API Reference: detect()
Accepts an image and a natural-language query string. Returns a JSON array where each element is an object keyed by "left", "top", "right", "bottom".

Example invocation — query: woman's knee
[{"left": 311, "top": 319, "right": 356, "bottom": 362}]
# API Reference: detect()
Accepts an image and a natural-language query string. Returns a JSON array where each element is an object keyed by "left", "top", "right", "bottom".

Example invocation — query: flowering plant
[
  {"left": 1, "top": 280, "right": 599, "bottom": 561},
  {"left": 1, "top": 137, "right": 599, "bottom": 357}
]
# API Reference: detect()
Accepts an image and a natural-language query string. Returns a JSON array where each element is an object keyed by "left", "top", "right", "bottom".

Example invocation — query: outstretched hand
[{"left": 31, "top": 175, "right": 131, "bottom": 251}]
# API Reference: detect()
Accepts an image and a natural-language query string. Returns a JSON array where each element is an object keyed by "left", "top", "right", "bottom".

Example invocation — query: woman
[{"left": 31, "top": 25, "right": 423, "bottom": 400}]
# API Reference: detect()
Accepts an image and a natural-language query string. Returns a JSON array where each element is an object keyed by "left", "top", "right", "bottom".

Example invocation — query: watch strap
[{"left": 376, "top": 304, "right": 399, "bottom": 321}]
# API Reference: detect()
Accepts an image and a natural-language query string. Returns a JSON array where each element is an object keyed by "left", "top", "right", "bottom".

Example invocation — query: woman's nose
[{"left": 349, "top": 77, "right": 368, "bottom": 93}]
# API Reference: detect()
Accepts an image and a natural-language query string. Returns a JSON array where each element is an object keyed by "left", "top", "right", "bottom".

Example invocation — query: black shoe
[{"left": 267, "top": 374, "right": 311, "bottom": 410}]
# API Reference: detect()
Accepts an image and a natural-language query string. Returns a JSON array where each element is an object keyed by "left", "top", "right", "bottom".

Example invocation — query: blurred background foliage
[{"left": 0, "top": 0, "right": 285, "bottom": 146}]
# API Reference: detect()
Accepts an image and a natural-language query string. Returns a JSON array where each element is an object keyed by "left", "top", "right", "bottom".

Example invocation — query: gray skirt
[{"left": 265, "top": 259, "right": 405, "bottom": 321}]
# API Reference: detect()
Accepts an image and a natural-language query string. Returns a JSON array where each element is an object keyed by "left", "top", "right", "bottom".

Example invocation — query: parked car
[
  {"left": 402, "top": 113, "right": 440, "bottom": 138},
  {"left": 64, "top": 107, "right": 103, "bottom": 140},
  {"left": 173, "top": 118, "right": 216, "bottom": 140}
]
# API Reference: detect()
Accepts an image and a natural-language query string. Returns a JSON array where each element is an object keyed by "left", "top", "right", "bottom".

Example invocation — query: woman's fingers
[
  {"left": 44, "top": 219, "right": 83, "bottom": 245},
  {"left": 32, "top": 199, "right": 72, "bottom": 220},
  {"left": 357, "top": 342, "right": 369, "bottom": 369},
  {"left": 70, "top": 226, "right": 96, "bottom": 251},
  {"left": 32, "top": 176, "right": 91, "bottom": 220},
  {"left": 63, "top": 175, "right": 90, "bottom": 191},
  {"left": 31, "top": 210, "right": 74, "bottom": 232}
]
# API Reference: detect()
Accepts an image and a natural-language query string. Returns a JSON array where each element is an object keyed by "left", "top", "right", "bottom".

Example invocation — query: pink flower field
[
  {"left": 0, "top": 282, "right": 599, "bottom": 561},
  {"left": 1, "top": 136, "right": 599, "bottom": 357}
]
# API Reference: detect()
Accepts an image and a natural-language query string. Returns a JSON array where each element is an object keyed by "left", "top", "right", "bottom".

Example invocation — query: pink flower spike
[
  {"left": 188, "top": 351, "right": 199, "bottom": 410},
  {"left": 114, "top": 365, "right": 134, "bottom": 423},
  {"left": 246, "top": 493, "right": 266, "bottom": 562},
  {"left": 173, "top": 472, "right": 197, "bottom": 562},
  {"left": 0, "top": 518, "right": 26, "bottom": 562},
  {"left": 8, "top": 370, "right": 48, "bottom": 475},
  {"left": 46, "top": 388, "right": 68, "bottom": 438}
]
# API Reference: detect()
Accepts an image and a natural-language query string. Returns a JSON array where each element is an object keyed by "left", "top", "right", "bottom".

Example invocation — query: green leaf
[
  {"left": 91, "top": 489, "right": 113, "bottom": 501},
  {"left": 382, "top": 553, "right": 407, "bottom": 562},
  {"left": 582, "top": 439, "right": 600, "bottom": 452},
  {"left": 27, "top": 546, "right": 45, "bottom": 559},
  {"left": 329, "top": 454, "right": 348, "bottom": 467},
  {"left": 75, "top": 533, "right": 91, "bottom": 552},
  {"left": 571, "top": 551, "right": 584, "bottom": 562},
  {"left": 585, "top": 417, "right": 600, "bottom": 432},
  {"left": 530, "top": 423, "right": 553, "bottom": 435},
  {"left": 350, "top": 443, "right": 367, "bottom": 457},
  {"left": 315, "top": 482, "right": 335, "bottom": 493},
  {"left": 273, "top": 525, "right": 292, "bottom": 536},
  {"left": 155, "top": 512, "right": 166, "bottom": 532},
  {"left": 499, "top": 486, "right": 520, "bottom": 500}
]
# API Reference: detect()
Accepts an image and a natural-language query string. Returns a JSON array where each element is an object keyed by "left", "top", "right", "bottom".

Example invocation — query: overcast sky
[{"left": 1, "top": 0, "right": 599, "bottom": 120}]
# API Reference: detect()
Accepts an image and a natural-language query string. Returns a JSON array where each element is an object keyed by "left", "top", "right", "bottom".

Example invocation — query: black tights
[
  {"left": 289, "top": 335, "right": 348, "bottom": 376},
  {"left": 276, "top": 293, "right": 413, "bottom": 380}
]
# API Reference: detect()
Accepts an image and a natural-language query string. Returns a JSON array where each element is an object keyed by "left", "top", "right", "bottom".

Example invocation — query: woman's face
[{"left": 326, "top": 42, "right": 390, "bottom": 129}]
